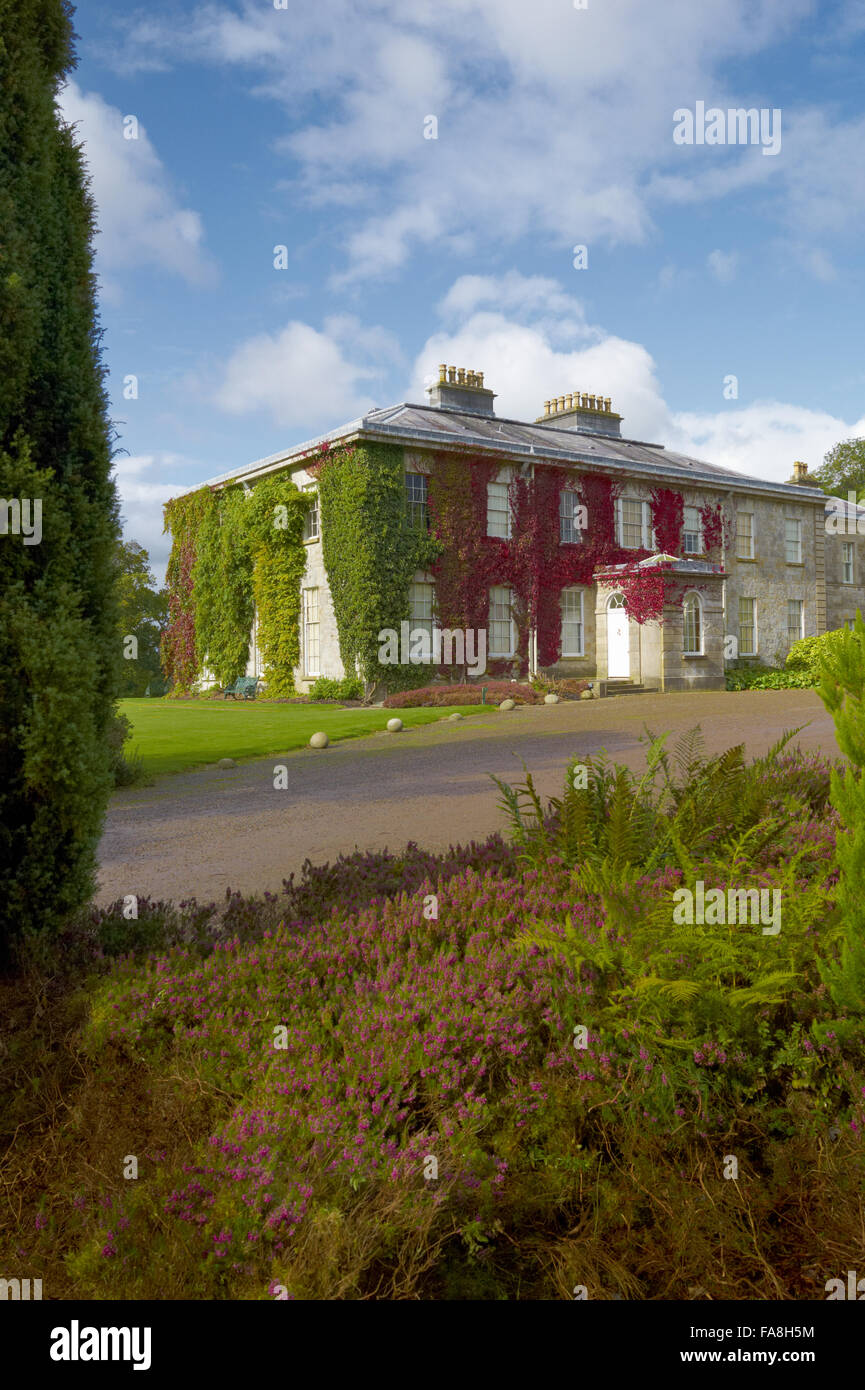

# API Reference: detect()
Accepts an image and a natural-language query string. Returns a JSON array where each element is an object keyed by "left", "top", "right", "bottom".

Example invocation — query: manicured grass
[{"left": 118, "top": 698, "right": 489, "bottom": 777}]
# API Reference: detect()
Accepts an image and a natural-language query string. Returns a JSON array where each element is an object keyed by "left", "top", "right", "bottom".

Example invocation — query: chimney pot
[
  {"left": 438, "top": 363, "right": 447, "bottom": 383},
  {"left": 544, "top": 400, "right": 551, "bottom": 416},
  {"left": 448, "top": 366, "right": 456, "bottom": 383}
]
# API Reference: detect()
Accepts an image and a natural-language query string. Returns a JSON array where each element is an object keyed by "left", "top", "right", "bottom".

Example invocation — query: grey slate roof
[{"left": 178, "top": 400, "right": 828, "bottom": 505}]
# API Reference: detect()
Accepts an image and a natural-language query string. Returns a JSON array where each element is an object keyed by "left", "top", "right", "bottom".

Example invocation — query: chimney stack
[
  {"left": 536, "top": 389, "right": 623, "bottom": 438},
  {"left": 425, "top": 364, "right": 497, "bottom": 416},
  {"left": 790, "top": 460, "right": 810, "bottom": 485}
]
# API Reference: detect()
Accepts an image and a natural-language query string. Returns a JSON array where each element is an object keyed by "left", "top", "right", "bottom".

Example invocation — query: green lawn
[{"left": 119, "top": 698, "right": 490, "bottom": 777}]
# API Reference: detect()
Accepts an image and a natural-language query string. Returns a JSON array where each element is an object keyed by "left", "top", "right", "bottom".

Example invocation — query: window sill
[
  {"left": 683, "top": 653, "right": 707, "bottom": 660},
  {"left": 302, "top": 537, "right": 319, "bottom": 546},
  {"left": 786, "top": 561, "right": 804, "bottom": 567},
  {"left": 736, "top": 556, "right": 756, "bottom": 563}
]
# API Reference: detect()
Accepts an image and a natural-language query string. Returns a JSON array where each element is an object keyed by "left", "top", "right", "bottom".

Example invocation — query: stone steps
[{"left": 606, "top": 680, "right": 647, "bottom": 696}]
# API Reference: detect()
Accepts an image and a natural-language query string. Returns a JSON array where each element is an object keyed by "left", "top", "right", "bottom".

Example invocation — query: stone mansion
[{"left": 184, "top": 365, "right": 865, "bottom": 695}]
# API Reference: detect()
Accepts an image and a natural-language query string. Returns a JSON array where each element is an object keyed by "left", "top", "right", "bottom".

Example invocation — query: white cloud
[
  {"left": 215, "top": 318, "right": 401, "bottom": 428},
  {"left": 707, "top": 249, "right": 739, "bottom": 282},
  {"left": 112, "top": 453, "right": 193, "bottom": 580},
  {"left": 58, "top": 81, "right": 215, "bottom": 288},
  {"left": 102, "top": 0, "right": 827, "bottom": 283},
  {"left": 668, "top": 403, "right": 865, "bottom": 485},
  {"left": 411, "top": 270, "right": 859, "bottom": 481}
]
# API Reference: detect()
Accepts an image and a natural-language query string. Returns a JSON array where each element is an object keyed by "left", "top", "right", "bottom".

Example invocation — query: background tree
[
  {"left": 813, "top": 438, "right": 865, "bottom": 501},
  {"left": 116, "top": 539, "right": 169, "bottom": 696},
  {"left": 0, "top": 0, "right": 120, "bottom": 959}
]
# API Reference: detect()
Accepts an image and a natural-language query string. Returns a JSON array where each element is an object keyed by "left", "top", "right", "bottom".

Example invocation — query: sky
[{"left": 63, "top": 0, "right": 865, "bottom": 580}]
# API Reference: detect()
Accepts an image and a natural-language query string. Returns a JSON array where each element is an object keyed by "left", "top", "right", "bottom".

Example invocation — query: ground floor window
[
  {"left": 303, "top": 588, "right": 320, "bottom": 676},
  {"left": 787, "top": 599, "right": 804, "bottom": 645},
  {"left": 683, "top": 592, "right": 702, "bottom": 654},
  {"left": 489, "top": 586, "right": 514, "bottom": 656},
  {"left": 560, "top": 587, "right": 584, "bottom": 656},
  {"left": 409, "top": 581, "right": 435, "bottom": 659},
  {"left": 738, "top": 596, "right": 757, "bottom": 655}
]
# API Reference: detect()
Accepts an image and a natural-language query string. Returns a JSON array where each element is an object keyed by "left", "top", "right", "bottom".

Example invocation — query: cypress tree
[{"left": 0, "top": 0, "right": 120, "bottom": 957}]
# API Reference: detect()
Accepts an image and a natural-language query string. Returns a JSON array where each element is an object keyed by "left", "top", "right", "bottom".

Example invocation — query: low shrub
[
  {"left": 787, "top": 626, "right": 857, "bottom": 680},
  {"left": 384, "top": 681, "right": 539, "bottom": 708},
  {"left": 726, "top": 665, "right": 814, "bottom": 690},
  {"left": 308, "top": 675, "right": 364, "bottom": 702},
  {"left": 107, "top": 710, "right": 147, "bottom": 787}
]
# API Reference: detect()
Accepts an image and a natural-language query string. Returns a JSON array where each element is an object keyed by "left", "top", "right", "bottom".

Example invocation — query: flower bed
[{"left": 383, "top": 681, "right": 540, "bottom": 708}]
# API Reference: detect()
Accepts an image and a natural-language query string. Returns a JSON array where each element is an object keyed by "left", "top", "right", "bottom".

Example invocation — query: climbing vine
[
  {"left": 315, "top": 441, "right": 441, "bottom": 684},
  {"left": 649, "top": 487, "right": 684, "bottom": 555},
  {"left": 192, "top": 485, "right": 254, "bottom": 687},
  {"left": 246, "top": 475, "right": 308, "bottom": 696},
  {"left": 162, "top": 475, "right": 307, "bottom": 693},
  {"left": 700, "top": 500, "right": 734, "bottom": 559},
  {"left": 161, "top": 488, "right": 212, "bottom": 694}
]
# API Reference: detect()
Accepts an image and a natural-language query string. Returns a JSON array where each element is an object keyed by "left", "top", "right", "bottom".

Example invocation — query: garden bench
[{"left": 222, "top": 676, "right": 258, "bottom": 700}]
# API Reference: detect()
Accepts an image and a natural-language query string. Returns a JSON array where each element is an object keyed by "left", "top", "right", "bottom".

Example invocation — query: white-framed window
[
  {"left": 785, "top": 518, "right": 803, "bottom": 564},
  {"left": 738, "top": 596, "right": 757, "bottom": 655},
  {"left": 736, "top": 511, "right": 754, "bottom": 560},
  {"left": 303, "top": 588, "right": 320, "bottom": 677},
  {"left": 843, "top": 542, "right": 854, "bottom": 584},
  {"left": 405, "top": 472, "right": 429, "bottom": 530},
  {"left": 682, "top": 506, "right": 703, "bottom": 555},
  {"left": 302, "top": 494, "right": 319, "bottom": 542},
  {"left": 787, "top": 599, "right": 804, "bottom": 644},
  {"left": 487, "top": 478, "right": 511, "bottom": 539},
  {"left": 560, "top": 587, "right": 584, "bottom": 656},
  {"left": 683, "top": 592, "right": 702, "bottom": 654},
  {"left": 845, "top": 618, "right": 856, "bottom": 631},
  {"left": 559, "top": 489, "right": 582, "bottom": 545},
  {"left": 409, "top": 581, "right": 435, "bottom": 660},
  {"left": 488, "top": 585, "right": 515, "bottom": 655},
  {"left": 618, "top": 497, "right": 649, "bottom": 549}
]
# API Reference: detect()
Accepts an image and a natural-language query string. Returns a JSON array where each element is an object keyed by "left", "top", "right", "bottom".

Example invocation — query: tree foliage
[
  {"left": 813, "top": 437, "right": 865, "bottom": 501},
  {"left": 0, "top": 0, "right": 120, "bottom": 955},
  {"left": 116, "top": 539, "right": 168, "bottom": 696}
]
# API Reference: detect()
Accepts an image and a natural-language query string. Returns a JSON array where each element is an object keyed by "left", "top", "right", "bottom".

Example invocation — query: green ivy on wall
[
  {"left": 163, "top": 475, "right": 308, "bottom": 693},
  {"left": 162, "top": 487, "right": 213, "bottom": 694},
  {"left": 192, "top": 485, "right": 254, "bottom": 687},
  {"left": 316, "top": 441, "right": 441, "bottom": 684},
  {"left": 246, "top": 474, "right": 308, "bottom": 696}
]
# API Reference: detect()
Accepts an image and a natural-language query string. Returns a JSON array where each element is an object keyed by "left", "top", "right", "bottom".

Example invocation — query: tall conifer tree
[{"left": 0, "top": 0, "right": 120, "bottom": 956}]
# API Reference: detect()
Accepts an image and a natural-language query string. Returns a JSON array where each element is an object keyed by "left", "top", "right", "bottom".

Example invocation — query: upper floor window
[
  {"left": 405, "top": 473, "right": 429, "bottom": 530},
  {"left": 785, "top": 518, "right": 803, "bottom": 564},
  {"left": 736, "top": 511, "right": 754, "bottom": 560},
  {"left": 559, "top": 489, "right": 582, "bottom": 545},
  {"left": 682, "top": 506, "right": 702, "bottom": 555},
  {"left": 302, "top": 494, "right": 319, "bottom": 542},
  {"left": 619, "top": 497, "right": 650, "bottom": 549},
  {"left": 843, "top": 542, "right": 854, "bottom": 584},
  {"left": 487, "top": 479, "right": 511, "bottom": 539}
]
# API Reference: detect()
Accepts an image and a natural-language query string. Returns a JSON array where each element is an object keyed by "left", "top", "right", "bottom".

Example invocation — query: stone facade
[{"left": 182, "top": 370, "right": 861, "bottom": 695}]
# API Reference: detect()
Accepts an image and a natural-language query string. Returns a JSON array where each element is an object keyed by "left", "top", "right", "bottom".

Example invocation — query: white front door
[{"left": 607, "top": 594, "right": 630, "bottom": 678}]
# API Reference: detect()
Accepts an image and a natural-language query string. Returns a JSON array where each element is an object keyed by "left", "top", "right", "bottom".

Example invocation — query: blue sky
[{"left": 63, "top": 0, "right": 865, "bottom": 578}]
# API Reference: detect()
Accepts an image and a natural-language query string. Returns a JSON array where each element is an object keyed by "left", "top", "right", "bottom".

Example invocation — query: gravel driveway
[{"left": 96, "top": 690, "right": 839, "bottom": 907}]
